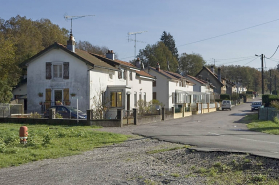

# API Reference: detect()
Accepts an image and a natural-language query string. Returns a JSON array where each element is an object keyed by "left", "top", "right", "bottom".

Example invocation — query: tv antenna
[
  {"left": 128, "top": 31, "right": 147, "bottom": 58},
  {"left": 64, "top": 14, "right": 95, "bottom": 34}
]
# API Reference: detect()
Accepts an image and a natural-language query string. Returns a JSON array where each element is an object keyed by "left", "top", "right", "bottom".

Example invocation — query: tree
[
  {"left": 160, "top": 31, "right": 179, "bottom": 61},
  {"left": 137, "top": 41, "right": 178, "bottom": 72},
  {"left": 0, "top": 33, "right": 21, "bottom": 103},
  {"left": 179, "top": 53, "right": 206, "bottom": 76},
  {"left": 76, "top": 40, "right": 115, "bottom": 57}
]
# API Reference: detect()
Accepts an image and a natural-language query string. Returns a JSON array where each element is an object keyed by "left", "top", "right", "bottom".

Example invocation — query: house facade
[
  {"left": 196, "top": 66, "right": 226, "bottom": 96},
  {"left": 185, "top": 75, "right": 215, "bottom": 103},
  {"left": 146, "top": 64, "right": 194, "bottom": 109},
  {"left": 21, "top": 35, "right": 154, "bottom": 118}
]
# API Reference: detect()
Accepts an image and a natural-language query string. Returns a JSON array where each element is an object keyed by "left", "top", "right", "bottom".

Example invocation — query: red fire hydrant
[{"left": 19, "top": 126, "right": 28, "bottom": 144}]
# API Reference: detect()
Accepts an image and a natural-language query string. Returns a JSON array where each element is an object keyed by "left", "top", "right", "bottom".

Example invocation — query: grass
[
  {"left": 0, "top": 123, "right": 129, "bottom": 168},
  {"left": 244, "top": 114, "right": 279, "bottom": 135}
]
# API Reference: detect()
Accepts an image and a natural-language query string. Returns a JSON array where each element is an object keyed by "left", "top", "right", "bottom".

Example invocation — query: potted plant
[
  {"left": 38, "top": 92, "right": 43, "bottom": 97},
  {"left": 56, "top": 101, "right": 62, "bottom": 105},
  {"left": 70, "top": 93, "right": 76, "bottom": 97}
]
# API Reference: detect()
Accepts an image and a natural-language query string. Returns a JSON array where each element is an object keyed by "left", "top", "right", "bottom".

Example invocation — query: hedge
[
  {"left": 220, "top": 94, "right": 230, "bottom": 100},
  {"left": 262, "top": 94, "right": 278, "bottom": 107}
]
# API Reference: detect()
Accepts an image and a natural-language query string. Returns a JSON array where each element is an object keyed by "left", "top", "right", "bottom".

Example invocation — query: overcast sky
[{"left": 2, "top": 0, "right": 279, "bottom": 70}]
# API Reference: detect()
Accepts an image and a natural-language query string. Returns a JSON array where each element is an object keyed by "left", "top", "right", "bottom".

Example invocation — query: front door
[{"left": 54, "top": 90, "right": 63, "bottom": 105}]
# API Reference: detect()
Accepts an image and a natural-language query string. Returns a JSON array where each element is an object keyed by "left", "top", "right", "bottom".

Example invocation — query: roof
[
  {"left": 149, "top": 67, "right": 178, "bottom": 80},
  {"left": 20, "top": 42, "right": 117, "bottom": 70},
  {"left": 90, "top": 53, "right": 154, "bottom": 79},
  {"left": 196, "top": 66, "right": 224, "bottom": 86},
  {"left": 186, "top": 75, "right": 216, "bottom": 89}
]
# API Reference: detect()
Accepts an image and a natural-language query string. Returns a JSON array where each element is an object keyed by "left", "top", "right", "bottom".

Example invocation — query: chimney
[
  {"left": 106, "top": 50, "right": 115, "bottom": 60},
  {"left": 210, "top": 65, "right": 214, "bottom": 73},
  {"left": 156, "top": 63, "right": 160, "bottom": 71},
  {"left": 67, "top": 34, "right": 75, "bottom": 52},
  {"left": 135, "top": 58, "right": 141, "bottom": 68},
  {"left": 218, "top": 67, "right": 221, "bottom": 82}
]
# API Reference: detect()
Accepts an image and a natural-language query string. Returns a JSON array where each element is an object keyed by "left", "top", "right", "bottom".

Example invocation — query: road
[{"left": 133, "top": 99, "right": 279, "bottom": 159}]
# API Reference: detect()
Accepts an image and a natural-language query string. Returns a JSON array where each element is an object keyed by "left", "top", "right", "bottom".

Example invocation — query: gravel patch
[{"left": 0, "top": 127, "right": 278, "bottom": 185}]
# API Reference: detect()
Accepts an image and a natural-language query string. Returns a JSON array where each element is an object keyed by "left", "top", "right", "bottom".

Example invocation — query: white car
[{"left": 221, "top": 100, "right": 232, "bottom": 111}]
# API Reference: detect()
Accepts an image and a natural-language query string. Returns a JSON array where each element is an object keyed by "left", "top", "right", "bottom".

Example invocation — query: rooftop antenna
[
  {"left": 128, "top": 31, "right": 147, "bottom": 58},
  {"left": 64, "top": 14, "right": 95, "bottom": 35}
]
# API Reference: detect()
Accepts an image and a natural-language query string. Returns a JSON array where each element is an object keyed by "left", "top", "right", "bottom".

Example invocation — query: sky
[{"left": 1, "top": 0, "right": 279, "bottom": 70}]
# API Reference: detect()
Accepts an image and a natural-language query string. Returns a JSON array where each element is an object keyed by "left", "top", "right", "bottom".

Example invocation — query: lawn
[
  {"left": 0, "top": 123, "right": 129, "bottom": 168},
  {"left": 244, "top": 114, "right": 279, "bottom": 135}
]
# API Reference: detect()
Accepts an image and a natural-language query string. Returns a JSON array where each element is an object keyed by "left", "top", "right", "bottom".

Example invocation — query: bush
[
  {"left": 220, "top": 94, "right": 230, "bottom": 100},
  {"left": 246, "top": 91, "right": 253, "bottom": 94},
  {"left": 262, "top": 95, "right": 278, "bottom": 107},
  {"left": 272, "top": 90, "right": 278, "bottom": 95},
  {"left": 28, "top": 112, "right": 41, "bottom": 118}
]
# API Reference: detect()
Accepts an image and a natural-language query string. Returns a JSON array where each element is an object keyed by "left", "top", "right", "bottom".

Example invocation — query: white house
[
  {"left": 185, "top": 75, "right": 215, "bottom": 103},
  {"left": 21, "top": 34, "right": 155, "bottom": 118},
  {"left": 146, "top": 63, "right": 194, "bottom": 110}
]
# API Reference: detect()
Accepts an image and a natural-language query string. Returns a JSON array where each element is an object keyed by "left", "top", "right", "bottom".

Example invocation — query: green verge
[
  {"left": 0, "top": 123, "right": 129, "bottom": 168},
  {"left": 244, "top": 114, "right": 279, "bottom": 135}
]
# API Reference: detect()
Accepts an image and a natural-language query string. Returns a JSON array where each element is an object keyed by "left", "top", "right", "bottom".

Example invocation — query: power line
[
  {"left": 178, "top": 18, "right": 279, "bottom": 47},
  {"left": 217, "top": 57, "right": 258, "bottom": 65},
  {"left": 266, "top": 45, "right": 279, "bottom": 59},
  {"left": 210, "top": 56, "right": 255, "bottom": 61},
  {"left": 243, "top": 57, "right": 258, "bottom": 66}
]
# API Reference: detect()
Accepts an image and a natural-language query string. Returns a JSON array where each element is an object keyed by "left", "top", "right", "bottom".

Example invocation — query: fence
[
  {"left": 258, "top": 107, "right": 279, "bottom": 121},
  {"left": 0, "top": 104, "right": 24, "bottom": 118}
]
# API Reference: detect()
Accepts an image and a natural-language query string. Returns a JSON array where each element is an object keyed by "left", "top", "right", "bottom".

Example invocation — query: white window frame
[{"left": 53, "top": 62, "right": 63, "bottom": 79}]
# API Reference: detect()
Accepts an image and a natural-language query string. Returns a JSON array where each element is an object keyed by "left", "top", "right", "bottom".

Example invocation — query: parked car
[
  {"left": 44, "top": 105, "right": 87, "bottom": 119},
  {"left": 221, "top": 100, "right": 232, "bottom": 111},
  {"left": 251, "top": 101, "right": 262, "bottom": 111}
]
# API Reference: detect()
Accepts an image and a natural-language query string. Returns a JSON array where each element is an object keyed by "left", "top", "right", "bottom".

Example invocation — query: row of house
[{"left": 13, "top": 34, "right": 247, "bottom": 117}]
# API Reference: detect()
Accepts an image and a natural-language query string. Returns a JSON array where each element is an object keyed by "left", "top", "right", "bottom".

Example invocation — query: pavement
[{"left": 132, "top": 98, "right": 279, "bottom": 159}]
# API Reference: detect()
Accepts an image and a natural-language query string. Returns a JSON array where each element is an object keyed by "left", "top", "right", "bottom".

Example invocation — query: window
[
  {"left": 129, "top": 71, "right": 133, "bottom": 80},
  {"left": 124, "top": 69, "right": 127, "bottom": 80},
  {"left": 139, "top": 93, "right": 142, "bottom": 101},
  {"left": 111, "top": 92, "right": 122, "bottom": 107},
  {"left": 144, "top": 93, "right": 146, "bottom": 106},
  {"left": 109, "top": 73, "right": 113, "bottom": 79},
  {"left": 134, "top": 92, "right": 137, "bottom": 107},
  {"left": 153, "top": 81, "right": 156, "bottom": 87},
  {"left": 153, "top": 92, "right": 156, "bottom": 100},
  {"left": 46, "top": 62, "right": 69, "bottom": 79},
  {"left": 118, "top": 70, "right": 122, "bottom": 79},
  {"left": 172, "top": 92, "right": 175, "bottom": 103},
  {"left": 53, "top": 64, "right": 63, "bottom": 78}
]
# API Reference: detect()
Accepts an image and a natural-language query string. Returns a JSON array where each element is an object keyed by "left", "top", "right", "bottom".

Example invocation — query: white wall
[{"left": 27, "top": 48, "right": 89, "bottom": 113}]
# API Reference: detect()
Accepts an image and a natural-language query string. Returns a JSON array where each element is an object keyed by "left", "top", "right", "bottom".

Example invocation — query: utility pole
[
  {"left": 256, "top": 54, "right": 264, "bottom": 95},
  {"left": 275, "top": 75, "right": 277, "bottom": 93},
  {"left": 270, "top": 70, "right": 272, "bottom": 94}
]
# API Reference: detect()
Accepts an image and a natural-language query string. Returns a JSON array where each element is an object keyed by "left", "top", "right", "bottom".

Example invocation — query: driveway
[{"left": 132, "top": 100, "right": 279, "bottom": 159}]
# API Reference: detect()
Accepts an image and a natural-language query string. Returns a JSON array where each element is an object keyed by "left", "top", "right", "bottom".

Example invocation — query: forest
[{"left": 0, "top": 15, "right": 277, "bottom": 103}]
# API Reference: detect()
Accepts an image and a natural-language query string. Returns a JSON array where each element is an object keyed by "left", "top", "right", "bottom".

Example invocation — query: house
[
  {"left": 185, "top": 75, "right": 215, "bottom": 103},
  {"left": 21, "top": 34, "right": 155, "bottom": 118},
  {"left": 195, "top": 66, "right": 226, "bottom": 97},
  {"left": 11, "top": 78, "right": 27, "bottom": 112},
  {"left": 146, "top": 63, "right": 194, "bottom": 110}
]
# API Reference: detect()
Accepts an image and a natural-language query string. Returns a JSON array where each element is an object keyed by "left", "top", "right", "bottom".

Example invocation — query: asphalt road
[{"left": 133, "top": 98, "right": 279, "bottom": 159}]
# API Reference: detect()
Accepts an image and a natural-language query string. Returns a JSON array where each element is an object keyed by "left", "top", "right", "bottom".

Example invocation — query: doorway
[{"left": 54, "top": 90, "right": 63, "bottom": 103}]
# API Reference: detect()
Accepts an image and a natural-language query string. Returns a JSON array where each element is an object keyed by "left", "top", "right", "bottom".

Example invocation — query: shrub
[
  {"left": 220, "top": 94, "right": 230, "bottom": 100},
  {"left": 55, "top": 113, "right": 63, "bottom": 118},
  {"left": 29, "top": 112, "right": 41, "bottom": 118},
  {"left": 262, "top": 95, "right": 278, "bottom": 107}
]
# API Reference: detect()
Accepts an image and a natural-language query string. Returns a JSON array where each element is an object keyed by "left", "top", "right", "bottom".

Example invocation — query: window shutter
[
  {"left": 63, "top": 62, "right": 69, "bottom": 79},
  {"left": 63, "top": 88, "right": 69, "bottom": 104},
  {"left": 45, "top": 89, "right": 52, "bottom": 110},
  {"left": 46, "top": 62, "right": 52, "bottom": 79},
  {"left": 172, "top": 92, "right": 175, "bottom": 103},
  {"left": 123, "top": 70, "right": 127, "bottom": 80}
]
